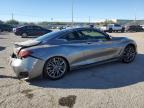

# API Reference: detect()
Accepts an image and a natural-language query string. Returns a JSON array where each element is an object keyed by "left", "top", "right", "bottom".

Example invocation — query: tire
[
  {"left": 21, "top": 33, "right": 28, "bottom": 38},
  {"left": 109, "top": 28, "right": 113, "bottom": 33},
  {"left": 121, "top": 28, "right": 125, "bottom": 33},
  {"left": 43, "top": 57, "right": 69, "bottom": 80},
  {"left": 121, "top": 45, "right": 136, "bottom": 63}
]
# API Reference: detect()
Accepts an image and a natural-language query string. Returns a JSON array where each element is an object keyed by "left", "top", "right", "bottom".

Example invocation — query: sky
[{"left": 0, "top": 0, "right": 144, "bottom": 22}]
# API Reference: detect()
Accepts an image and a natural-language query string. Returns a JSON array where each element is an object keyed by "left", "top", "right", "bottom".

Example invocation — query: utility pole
[
  {"left": 51, "top": 18, "right": 53, "bottom": 22},
  {"left": 89, "top": 16, "right": 91, "bottom": 24},
  {"left": 134, "top": 8, "right": 137, "bottom": 24},
  {"left": 71, "top": 0, "right": 74, "bottom": 27},
  {"left": 12, "top": 13, "right": 14, "bottom": 20}
]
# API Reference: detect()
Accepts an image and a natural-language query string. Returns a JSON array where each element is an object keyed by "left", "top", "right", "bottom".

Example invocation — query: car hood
[{"left": 112, "top": 36, "right": 129, "bottom": 41}]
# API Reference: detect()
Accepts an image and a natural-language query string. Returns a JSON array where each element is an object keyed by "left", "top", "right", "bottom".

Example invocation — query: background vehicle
[
  {"left": 14, "top": 25, "right": 52, "bottom": 37},
  {"left": 100, "top": 24, "right": 125, "bottom": 33},
  {"left": 125, "top": 25, "right": 144, "bottom": 32},
  {"left": 10, "top": 28, "right": 137, "bottom": 80},
  {"left": 59, "top": 26, "right": 66, "bottom": 30},
  {"left": 140, "top": 25, "right": 144, "bottom": 29},
  {"left": 0, "top": 24, "right": 13, "bottom": 32}
]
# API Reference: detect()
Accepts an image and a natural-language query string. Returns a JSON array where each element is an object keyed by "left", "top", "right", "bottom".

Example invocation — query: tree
[
  {"left": 38, "top": 21, "right": 50, "bottom": 26},
  {"left": 104, "top": 20, "right": 115, "bottom": 25},
  {"left": 6, "top": 20, "right": 19, "bottom": 25},
  {"left": 0, "top": 20, "right": 4, "bottom": 24}
]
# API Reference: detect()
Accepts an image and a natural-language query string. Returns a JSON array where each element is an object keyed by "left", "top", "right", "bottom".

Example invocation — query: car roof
[
  {"left": 60, "top": 27, "right": 108, "bottom": 35},
  {"left": 17, "top": 25, "right": 41, "bottom": 28},
  {"left": 60, "top": 27, "right": 99, "bottom": 32},
  {"left": 53, "top": 27, "right": 109, "bottom": 38},
  {"left": 35, "top": 27, "right": 110, "bottom": 42}
]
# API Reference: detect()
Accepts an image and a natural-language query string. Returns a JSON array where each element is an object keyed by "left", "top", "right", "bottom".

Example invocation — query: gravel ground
[{"left": 0, "top": 32, "right": 144, "bottom": 108}]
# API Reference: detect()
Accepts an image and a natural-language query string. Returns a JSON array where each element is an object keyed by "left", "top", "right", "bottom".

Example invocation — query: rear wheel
[
  {"left": 109, "top": 28, "right": 113, "bottom": 33},
  {"left": 121, "top": 28, "right": 125, "bottom": 33},
  {"left": 43, "top": 57, "right": 69, "bottom": 80},
  {"left": 21, "top": 33, "right": 28, "bottom": 38},
  {"left": 122, "top": 45, "right": 136, "bottom": 63}
]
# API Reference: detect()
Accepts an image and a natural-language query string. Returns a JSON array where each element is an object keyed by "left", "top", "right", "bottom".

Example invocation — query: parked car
[
  {"left": 140, "top": 25, "right": 144, "bottom": 29},
  {"left": 59, "top": 26, "right": 66, "bottom": 30},
  {"left": 0, "top": 24, "right": 13, "bottom": 32},
  {"left": 10, "top": 28, "right": 137, "bottom": 80},
  {"left": 125, "top": 25, "right": 144, "bottom": 32},
  {"left": 14, "top": 25, "right": 52, "bottom": 37},
  {"left": 100, "top": 24, "right": 125, "bottom": 33}
]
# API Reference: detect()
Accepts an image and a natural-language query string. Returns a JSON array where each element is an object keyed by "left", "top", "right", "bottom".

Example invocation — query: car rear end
[{"left": 10, "top": 40, "right": 45, "bottom": 79}]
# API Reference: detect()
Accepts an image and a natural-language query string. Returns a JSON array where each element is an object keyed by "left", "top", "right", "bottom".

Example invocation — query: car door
[
  {"left": 58, "top": 31, "right": 90, "bottom": 66},
  {"left": 26, "top": 26, "right": 35, "bottom": 36},
  {"left": 34, "top": 26, "right": 45, "bottom": 36},
  {"left": 30, "top": 26, "right": 39, "bottom": 36},
  {"left": 114, "top": 24, "right": 122, "bottom": 30},
  {"left": 76, "top": 29, "right": 121, "bottom": 63}
]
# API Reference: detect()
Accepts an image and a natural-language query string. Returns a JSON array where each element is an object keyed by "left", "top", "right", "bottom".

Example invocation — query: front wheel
[
  {"left": 43, "top": 57, "right": 69, "bottom": 80},
  {"left": 121, "top": 45, "right": 136, "bottom": 63}
]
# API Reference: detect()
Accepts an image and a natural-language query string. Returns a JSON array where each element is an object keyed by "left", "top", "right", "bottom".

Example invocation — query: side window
[
  {"left": 33, "top": 26, "right": 41, "bottom": 30},
  {"left": 26, "top": 26, "right": 33, "bottom": 29},
  {"left": 60, "top": 32, "right": 80, "bottom": 41},
  {"left": 114, "top": 24, "right": 121, "bottom": 27},
  {"left": 80, "top": 30, "right": 107, "bottom": 41}
]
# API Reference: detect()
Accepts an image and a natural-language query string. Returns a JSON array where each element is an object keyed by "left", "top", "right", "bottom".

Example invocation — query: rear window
[{"left": 35, "top": 30, "right": 65, "bottom": 42}]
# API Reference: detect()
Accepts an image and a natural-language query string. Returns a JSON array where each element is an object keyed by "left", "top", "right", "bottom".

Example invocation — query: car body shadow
[
  {"left": 0, "top": 46, "right": 6, "bottom": 51},
  {"left": 28, "top": 54, "right": 144, "bottom": 89},
  {"left": 0, "top": 75, "right": 18, "bottom": 79},
  {"left": 0, "top": 37, "right": 8, "bottom": 39}
]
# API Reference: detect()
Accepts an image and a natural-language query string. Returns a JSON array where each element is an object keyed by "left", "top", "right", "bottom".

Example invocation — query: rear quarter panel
[{"left": 26, "top": 44, "right": 86, "bottom": 66}]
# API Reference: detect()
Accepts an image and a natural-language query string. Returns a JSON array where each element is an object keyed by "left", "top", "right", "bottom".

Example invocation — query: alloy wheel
[
  {"left": 45, "top": 57, "right": 67, "bottom": 79},
  {"left": 122, "top": 45, "right": 136, "bottom": 63},
  {"left": 22, "top": 33, "right": 27, "bottom": 38}
]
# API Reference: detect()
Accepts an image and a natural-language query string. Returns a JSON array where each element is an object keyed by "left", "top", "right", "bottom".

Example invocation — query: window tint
[
  {"left": 33, "top": 26, "right": 42, "bottom": 30},
  {"left": 108, "top": 24, "right": 113, "bottom": 28},
  {"left": 114, "top": 24, "right": 121, "bottom": 27},
  {"left": 78, "top": 30, "right": 107, "bottom": 41},
  {"left": 36, "top": 30, "right": 64, "bottom": 42},
  {"left": 26, "top": 26, "right": 33, "bottom": 29},
  {"left": 60, "top": 32, "right": 81, "bottom": 41}
]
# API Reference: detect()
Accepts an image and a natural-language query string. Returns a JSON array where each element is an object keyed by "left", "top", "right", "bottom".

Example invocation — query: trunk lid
[{"left": 13, "top": 40, "right": 41, "bottom": 56}]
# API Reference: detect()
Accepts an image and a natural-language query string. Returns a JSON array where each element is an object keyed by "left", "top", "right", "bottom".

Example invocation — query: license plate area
[{"left": 11, "top": 53, "right": 17, "bottom": 58}]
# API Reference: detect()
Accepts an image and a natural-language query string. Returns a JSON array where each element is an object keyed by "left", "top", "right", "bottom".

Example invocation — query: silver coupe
[{"left": 10, "top": 28, "right": 137, "bottom": 80}]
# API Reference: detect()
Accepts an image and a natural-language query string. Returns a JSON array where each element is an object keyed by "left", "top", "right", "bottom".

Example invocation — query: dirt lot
[{"left": 0, "top": 32, "right": 144, "bottom": 108}]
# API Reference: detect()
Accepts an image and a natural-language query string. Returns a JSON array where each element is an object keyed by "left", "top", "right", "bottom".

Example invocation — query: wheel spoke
[
  {"left": 46, "top": 57, "right": 67, "bottom": 79},
  {"left": 123, "top": 46, "right": 136, "bottom": 63}
]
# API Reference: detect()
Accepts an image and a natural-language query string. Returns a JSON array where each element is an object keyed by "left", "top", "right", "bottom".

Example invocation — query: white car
[
  {"left": 140, "top": 25, "right": 144, "bottom": 29},
  {"left": 100, "top": 24, "right": 125, "bottom": 33}
]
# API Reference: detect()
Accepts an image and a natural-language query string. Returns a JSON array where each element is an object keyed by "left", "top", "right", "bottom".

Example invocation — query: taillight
[{"left": 18, "top": 49, "right": 32, "bottom": 58}]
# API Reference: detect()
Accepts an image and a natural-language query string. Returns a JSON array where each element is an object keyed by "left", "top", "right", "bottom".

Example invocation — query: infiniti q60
[{"left": 10, "top": 28, "right": 137, "bottom": 80}]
